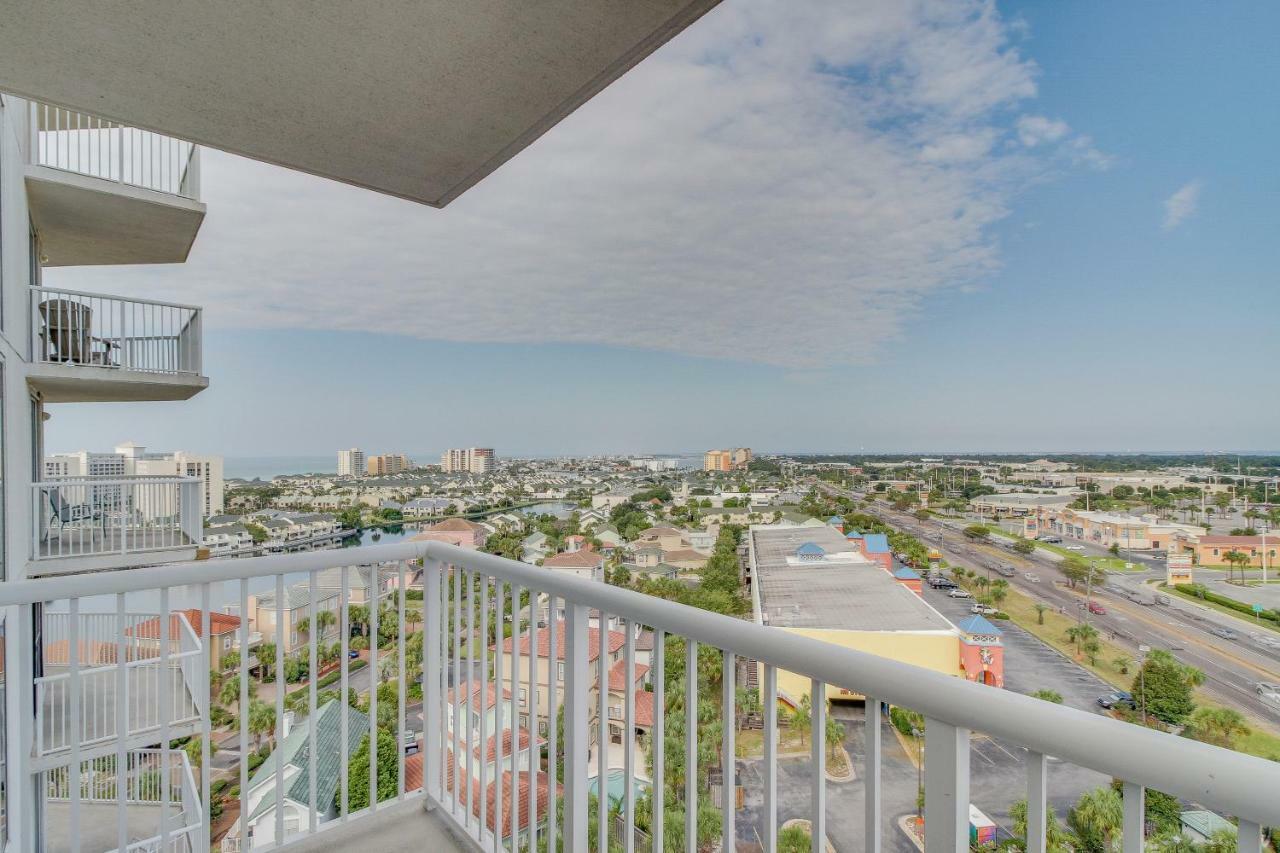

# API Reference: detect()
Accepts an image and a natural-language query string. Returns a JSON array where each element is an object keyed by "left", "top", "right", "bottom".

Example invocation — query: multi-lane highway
[{"left": 813, "top": 482, "right": 1280, "bottom": 732}]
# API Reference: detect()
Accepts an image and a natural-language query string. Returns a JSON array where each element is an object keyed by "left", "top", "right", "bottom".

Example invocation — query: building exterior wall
[{"left": 768, "top": 628, "right": 962, "bottom": 704}]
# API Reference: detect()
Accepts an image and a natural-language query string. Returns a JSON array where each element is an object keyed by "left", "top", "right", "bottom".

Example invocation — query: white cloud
[
  {"left": 1015, "top": 115, "right": 1069, "bottom": 147},
  {"left": 52, "top": 0, "right": 1089, "bottom": 370},
  {"left": 1163, "top": 180, "right": 1202, "bottom": 230}
]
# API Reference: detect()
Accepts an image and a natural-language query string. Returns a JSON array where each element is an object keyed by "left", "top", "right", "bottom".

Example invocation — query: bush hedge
[
  {"left": 1175, "top": 583, "right": 1280, "bottom": 627},
  {"left": 889, "top": 705, "right": 925, "bottom": 736}
]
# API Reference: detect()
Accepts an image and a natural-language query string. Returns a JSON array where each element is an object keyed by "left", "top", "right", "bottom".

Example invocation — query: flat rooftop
[{"left": 751, "top": 526, "right": 955, "bottom": 633}]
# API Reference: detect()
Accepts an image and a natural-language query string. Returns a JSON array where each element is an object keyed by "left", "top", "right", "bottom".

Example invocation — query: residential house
[
  {"left": 541, "top": 549, "right": 605, "bottom": 582},
  {"left": 413, "top": 518, "right": 489, "bottom": 550},
  {"left": 223, "top": 700, "right": 369, "bottom": 849},
  {"left": 204, "top": 523, "right": 255, "bottom": 555},
  {"left": 521, "top": 531, "right": 551, "bottom": 564}
]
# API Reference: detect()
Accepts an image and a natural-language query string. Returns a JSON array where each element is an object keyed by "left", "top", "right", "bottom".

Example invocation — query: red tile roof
[
  {"left": 420, "top": 517, "right": 486, "bottom": 533},
  {"left": 443, "top": 754, "right": 559, "bottom": 837},
  {"left": 495, "top": 623, "right": 625, "bottom": 662},
  {"left": 128, "top": 609, "right": 240, "bottom": 640},
  {"left": 607, "top": 659, "right": 649, "bottom": 691},
  {"left": 448, "top": 681, "right": 513, "bottom": 709},
  {"left": 634, "top": 690, "right": 655, "bottom": 728},
  {"left": 542, "top": 550, "right": 604, "bottom": 569}
]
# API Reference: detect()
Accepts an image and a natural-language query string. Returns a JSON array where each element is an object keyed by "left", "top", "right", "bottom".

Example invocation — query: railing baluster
[
  {"left": 201, "top": 584, "right": 212, "bottom": 853},
  {"left": 492, "top": 580, "right": 505, "bottom": 851},
  {"left": 512, "top": 584, "right": 523, "bottom": 847},
  {"left": 652, "top": 631, "right": 664, "bottom": 853},
  {"left": 1238, "top": 819, "right": 1263, "bottom": 853},
  {"left": 686, "top": 638, "right": 698, "bottom": 852},
  {"left": 811, "top": 679, "right": 825, "bottom": 853},
  {"left": 479, "top": 575, "right": 490, "bottom": 838},
  {"left": 528, "top": 589, "right": 539, "bottom": 851},
  {"left": 239, "top": 579, "right": 250, "bottom": 849},
  {"left": 466, "top": 571, "right": 476, "bottom": 829},
  {"left": 723, "top": 650, "right": 736, "bottom": 851},
  {"left": 397, "top": 562, "right": 407, "bottom": 801},
  {"left": 1122, "top": 782, "right": 1144, "bottom": 853},
  {"left": 623, "top": 620, "right": 636, "bottom": 853},
  {"left": 545, "top": 595, "right": 558, "bottom": 853},
  {"left": 1026, "top": 750, "right": 1048, "bottom": 853},
  {"left": 369, "top": 564, "right": 380, "bottom": 815},
  {"left": 764, "top": 663, "right": 778, "bottom": 853},
  {"left": 160, "top": 587, "right": 171, "bottom": 851},
  {"left": 423, "top": 559, "right": 443, "bottom": 805},
  {"left": 275, "top": 574, "right": 286, "bottom": 842},
  {"left": 563, "top": 602, "right": 589, "bottom": 851},
  {"left": 116, "top": 594, "right": 129, "bottom": 853},
  {"left": 864, "top": 696, "right": 882, "bottom": 853},
  {"left": 340, "top": 566, "right": 350, "bottom": 818},
  {"left": 69, "top": 597, "right": 81, "bottom": 853},
  {"left": 309, "top": 571, "right": 319, "bottom": 835},
  {"left": 598, "top": 612, "right": 609, "bottom": 853},
  {"left": 924, "top": 718, "right": 969, "bottom": 853},
  {"left": 452, "top": 567, "right": 462, "bottom": 822}
]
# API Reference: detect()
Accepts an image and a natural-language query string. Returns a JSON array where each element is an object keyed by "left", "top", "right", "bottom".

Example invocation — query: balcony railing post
[
  {"left": 864, "top": 696, "right": 882, "bottom": 853},
  {"left": 563, "top": 602, "right": 589, "bottom": 851},
  {"left": 1121, "top": 782, "right": 1144, "bottom": 853},
  {"left": 923, "top": 718, "right": 969, "bottom": 853},
  {"left": 1026, "top": 751, "right": 1048, "bottom": 853},
  {"left": 423, "top": 558, "right": 443, "bottom": 803}
]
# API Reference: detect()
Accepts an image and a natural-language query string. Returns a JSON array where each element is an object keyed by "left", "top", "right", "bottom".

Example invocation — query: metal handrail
[
  {"left": 30, "top": 284, "right": 204, "bottom": 313},
  {"left": 2, "top": 540, "right": 1278, "bottom": 826}
]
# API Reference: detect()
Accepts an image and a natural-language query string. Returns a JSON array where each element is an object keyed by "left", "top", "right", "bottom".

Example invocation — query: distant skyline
[{"left": 43, "top": 1, "right": 1280, "bottom": 455}]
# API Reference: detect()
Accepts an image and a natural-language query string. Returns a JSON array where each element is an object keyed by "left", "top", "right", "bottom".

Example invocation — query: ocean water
[{"left": 224, "top": 456, "right": 336, "bottom": 480}]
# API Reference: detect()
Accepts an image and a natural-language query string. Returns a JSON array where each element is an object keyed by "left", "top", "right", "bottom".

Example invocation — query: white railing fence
[
  {"left": 32, "top": 476, "right": 203, "bottom": 562},
  {"left": 31, "top": 286, "right": 203, "bottom": 375},
  {"left": 37, "top": 611, "right": 203, "bottom": 759},
  {"left": 0, "top": 542, "right": 1273, "bottom": 853},
  {"left": 27, "top": 100, "right": 200, "bottom": 199}
]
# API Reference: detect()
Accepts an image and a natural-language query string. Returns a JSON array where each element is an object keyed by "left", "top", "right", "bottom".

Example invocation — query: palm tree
[
  {"left": 989, "top": 580, "right": 1009, "bottom": 609},
  {"left": 256, "top": 641, "right": 276, "bottom": 681},
  {"left": 1034, "top": 603, "right": 1049, "bottom": 625},
  {"left": 1067, "top": 786, "right": 1123, "bottom": 853},
  {"left": 248, "top": 699, "right": 276, "bottom": 749},
  {"left": 348, "top": 604, "right": 370, "bottom": 637},
  {"left": 790, "top": 694, "right": 813, "bottom": 747},
  {"left": 1112, "top": 655, "right": 1132, "bottom": 675},
  {"left": 1187, "top": 706, "right": 1250, "bottom": 748},
  {"left": 1222, "top": 549, "right": 1250, "bottom": 585},
  {"left": 1010, "top": 798, "right": 1072, "bottom": 853},
  {"left": 1064, "top": 624, "right": 1098, "bottom": 659},
  {"left": 218, "top": 677, "right": 241, "bottom": 712},
  {"left": 403, "top": 609, "right": 423, "bottom": 634}
]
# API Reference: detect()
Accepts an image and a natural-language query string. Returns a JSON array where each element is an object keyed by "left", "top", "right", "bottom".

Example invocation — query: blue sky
[{"left": 45, "top": 1, "right": 1280, "bottom": 458}]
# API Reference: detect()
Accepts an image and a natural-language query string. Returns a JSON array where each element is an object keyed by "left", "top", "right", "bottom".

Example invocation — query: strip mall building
[{"left": 748, "top": 524, "right": 1003, "bottom": 707}]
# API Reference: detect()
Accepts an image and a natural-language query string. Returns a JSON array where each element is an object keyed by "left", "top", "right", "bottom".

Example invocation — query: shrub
[{"left": 889, "top": 705, "right": 925, "bottom": 736}]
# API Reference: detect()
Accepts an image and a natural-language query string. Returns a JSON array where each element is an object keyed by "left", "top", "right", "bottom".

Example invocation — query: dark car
[{"left": 1097, "top": 691, "right": 1136, "bottom": 710}]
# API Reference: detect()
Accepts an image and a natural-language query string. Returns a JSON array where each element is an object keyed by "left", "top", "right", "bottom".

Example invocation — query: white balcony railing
[
  {"left": 27, "top": 101, "right": 200, "bottom": 200},
  {"left": 32, "top": 476, "right": 203, "bottom": 562},
  {"left": 45, "top": 749, "right": 202, "bottom": 853},
  {"left": 37, "top": 611, "right": 204, "bottom": 761},
  {"left": 31, "top": 286, "right": 203, "bottom": 376},
  {"left": 0, "top": 542, "right": 1275, "bottom": 853}
]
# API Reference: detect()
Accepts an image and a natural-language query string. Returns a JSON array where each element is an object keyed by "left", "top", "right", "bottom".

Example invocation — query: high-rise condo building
[
  {"left": 704, "top": 447, "right": 752, "bottom": 472},
  {"left": 337, "top": 448, "right": 366, "bottom": 478},
  {"left": 367, "top": 453, "right": 411, "bottom": 476},
  {"left": 45, "top": 443, "right": 226, "bottom": 517},
  {"left": 441, "top": 447, "right": 496, "bottom": 474}
]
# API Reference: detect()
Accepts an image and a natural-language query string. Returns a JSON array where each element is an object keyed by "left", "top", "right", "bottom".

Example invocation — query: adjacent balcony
[
  {"left": 30, "top": 476, "right": 204, "bottom": 574},
  {"left": 22, "top": 99, "right": 206, "bottom": 266},
  {"left": 28, "top": 286, "right": 208, "bottom": 402},
  {"left": 1, "top": 542, "right": 1274, "bottom": 853}
]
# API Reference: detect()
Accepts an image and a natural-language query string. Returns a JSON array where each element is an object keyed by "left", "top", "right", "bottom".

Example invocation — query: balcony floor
[
  {"left": 45, "top": 801, "right": 184, "bottom": 853},
  {"left": 278, "top": 798, "right": 470, "bottom": 853}
]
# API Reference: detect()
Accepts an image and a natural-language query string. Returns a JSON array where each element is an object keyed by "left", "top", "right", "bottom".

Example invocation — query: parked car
[
  {"left": 1210, "top": 626, "right": 1237, "bottom": 641},
  {"left": 1039, "top": 536, "right": 1063, "bottom": 544},
  {"left": 1023, "top": 572, "right": 1040, "bottom": 583},
  {"left": 1087, "top": 601, "right": 1106, "bottom": 615},
  {"left": 403, "top": 730, "right": 420, "bottom": 754},
  {"left": 947, "top": 588, "right": 973, "bottom": 599},
  {"left": 1097, "top": 691, "right": 1136, "bottom": 710},
  {"left": 971, "top": 603, "right": 998, "bottom": 615}
]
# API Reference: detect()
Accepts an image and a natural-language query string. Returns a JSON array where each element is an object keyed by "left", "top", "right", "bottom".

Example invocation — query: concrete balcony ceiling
[{"left": 0, "top": 0, "right": 723, "bottom": 207}]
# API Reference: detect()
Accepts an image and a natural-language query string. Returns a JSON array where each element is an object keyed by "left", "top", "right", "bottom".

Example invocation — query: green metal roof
[
  {"left": 248, "top": 699, "right": 370, "bottom": 821},
  {"left": 1180, "top": 810, "right": 1235, "bottom": 839}
]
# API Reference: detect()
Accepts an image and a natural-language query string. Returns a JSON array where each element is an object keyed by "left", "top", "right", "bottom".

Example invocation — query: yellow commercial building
[{"left": 749, "top": 525, "right": 1002, "bottom": 706}]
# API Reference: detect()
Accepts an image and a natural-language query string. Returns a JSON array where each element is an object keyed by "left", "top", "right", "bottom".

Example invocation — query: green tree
[
  {"left": 1221, "top": 550, "right": 1250, "bottom": 585},
  {"left": 1064, "top": 623, "right": 1098, "bottom": 659},
  {"left": 248, "top": 699, "right": 276, "bottom": 748},
  {"left": 256, "top": 641, "right": 277, "bottom": 682},
  {"left": 1010, "top": 798, "right": 1072, "bottom": 853},
  {"left": 1034, "top": 603, "right": 1049, "bottom": 625},
  {"left": 1132, "top": 650, "right": 1202, "bottom": 726},
  {"left": 778, "top": 825, "right": 812, "bottom": 852},
  {"left": 219, "top": 677, "right": 242, "bottom": 712},
  {"left": 1185, "top": 705, "right": 1249, "bottom": 748},
  {"left": 342, "top": 728, "right": 399, "bottom": 813},
  {"left": 184, "top": 735, "right": 217, "bottom": 771},
  {"left": 963, "top": 524, "right": 990, "bottom": 541},
  {"left": 1067, "top": 786, "right": 1124, "bottom": 853},
  {"left": 1013, "top": 537, "right": 1036, "bottom": 555},
  {"left": 1112, "top": 655, "right": 1132, "bottom": 675}
]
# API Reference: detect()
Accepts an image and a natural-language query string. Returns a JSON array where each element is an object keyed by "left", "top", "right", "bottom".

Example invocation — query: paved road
[{"left": 815, "top": 483, "right": 1280, "bottom": 731}]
